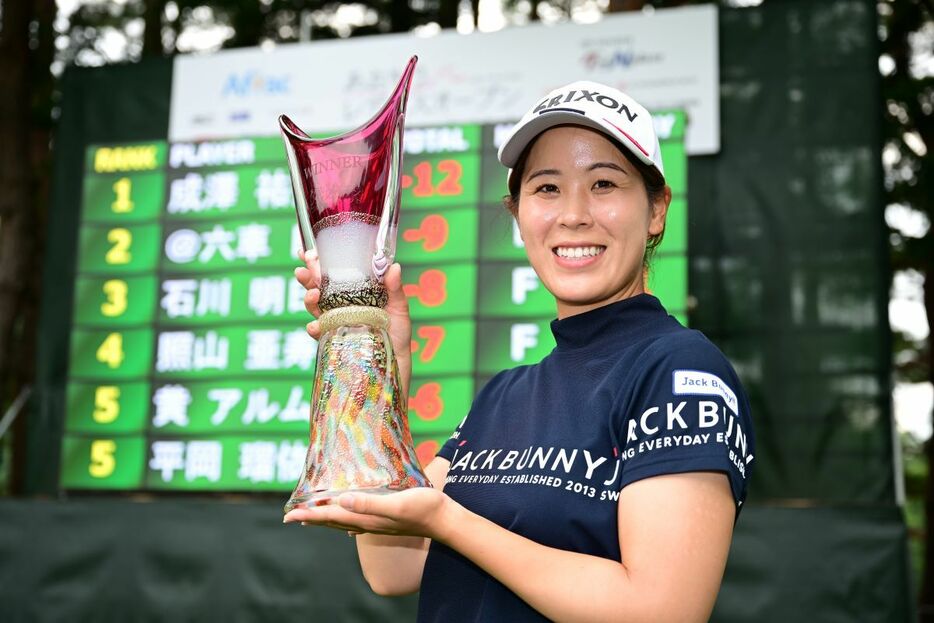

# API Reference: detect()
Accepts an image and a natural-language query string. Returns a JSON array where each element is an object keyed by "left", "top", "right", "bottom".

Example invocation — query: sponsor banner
[{"left": 169, "top": 7, "right": 718, "bottom": 154}]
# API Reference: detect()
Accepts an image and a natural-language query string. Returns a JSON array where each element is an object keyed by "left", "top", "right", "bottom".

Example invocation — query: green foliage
[
  {"left": 880, "top": 0, "right": 933, "bottom": 304},
  {"left": 902, "top": 432, "right": 927, "bottom": 591},
  {"left": 59, "top": 0, "right": 467, "bottom": 64},
  {"left": 879, "top": 0, "right": 933, "bottom": 607}
]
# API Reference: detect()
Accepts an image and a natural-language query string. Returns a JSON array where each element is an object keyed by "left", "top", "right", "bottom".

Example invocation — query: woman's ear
[
  {"left": 648, "top": 185, "right": 672, "bottom": 237},
  {"left": 512, "top": 215, "right": 524, "bottom": 245}
]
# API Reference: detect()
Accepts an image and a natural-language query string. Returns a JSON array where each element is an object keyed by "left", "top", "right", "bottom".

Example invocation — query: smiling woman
[{"left": 286, "top": 80, "right": 756, "bottom": 623}]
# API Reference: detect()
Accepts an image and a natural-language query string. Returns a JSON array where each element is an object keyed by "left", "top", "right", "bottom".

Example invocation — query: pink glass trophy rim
[
  {"left": 278, "top": 54, "right": 417, "bottom": 149},
  {"left": 278, "top": 54, "right": 417, "bottom": 269}
]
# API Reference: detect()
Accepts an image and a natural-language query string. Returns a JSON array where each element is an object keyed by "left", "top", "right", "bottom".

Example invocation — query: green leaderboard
[{"left": 61, "top": 116, "right": 688, "bottom": 492}]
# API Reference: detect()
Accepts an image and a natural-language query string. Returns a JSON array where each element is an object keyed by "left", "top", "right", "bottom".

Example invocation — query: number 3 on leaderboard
[{"left": 100, "top": 279, "right": 128, "bottom": 317}]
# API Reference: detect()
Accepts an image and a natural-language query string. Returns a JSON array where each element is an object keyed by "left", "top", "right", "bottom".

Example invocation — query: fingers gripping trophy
[{"left": 278, "top": 56, "right": 430, "bottom": 512}]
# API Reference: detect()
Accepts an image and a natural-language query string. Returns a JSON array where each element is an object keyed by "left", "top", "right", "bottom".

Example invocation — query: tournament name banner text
[{"left": 169, "top": 6, "right": 718, "bottom": 154}]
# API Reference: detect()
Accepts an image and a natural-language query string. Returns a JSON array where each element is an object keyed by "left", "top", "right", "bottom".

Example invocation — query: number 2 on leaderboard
[{"left": 105, "top": 228, "right": 132, "bottom": 265}]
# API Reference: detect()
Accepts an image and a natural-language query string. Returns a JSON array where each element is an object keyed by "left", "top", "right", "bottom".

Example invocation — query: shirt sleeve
[{"left": 617, "top": 332, "right": 755, "bottom": 512}]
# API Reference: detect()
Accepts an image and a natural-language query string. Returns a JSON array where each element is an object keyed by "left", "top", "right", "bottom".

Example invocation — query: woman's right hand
[{"left": 294, "top": 249, "right": 414, "bottom": 396}]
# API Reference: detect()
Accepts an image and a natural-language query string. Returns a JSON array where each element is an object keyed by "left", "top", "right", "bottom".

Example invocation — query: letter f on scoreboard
[
  {"left": 510, "top": 323, "right": 539, "bottom": 362},
  {"left": 511, "top": 267, "right": 539, "bottom": 304}
]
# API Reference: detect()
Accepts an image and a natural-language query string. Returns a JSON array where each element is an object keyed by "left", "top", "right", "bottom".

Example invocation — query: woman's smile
[{"left": 553, "top": 244, "right": 606, "bottom": 259}]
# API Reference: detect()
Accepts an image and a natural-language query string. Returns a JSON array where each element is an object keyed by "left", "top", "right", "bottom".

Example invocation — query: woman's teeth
[{"left": 554, "top": 246, "right": 604, "bottom": 259}]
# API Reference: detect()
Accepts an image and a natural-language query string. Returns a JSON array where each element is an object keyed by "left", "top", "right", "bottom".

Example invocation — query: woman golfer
[{"left": 286, "top": 80, "right": 755, "bottom": 623}]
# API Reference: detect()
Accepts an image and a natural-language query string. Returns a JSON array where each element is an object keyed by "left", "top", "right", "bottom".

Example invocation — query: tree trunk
[
  {"left": 142, "top": 0, "right": 166, "bottom": 57},
  {"left": 388, "top": 0, "right": 415, "bottom": 33},
  {"left": 607, "top": 0, "right": 646, "bottom": 11},
  {"left": 0, "top": 0, "right": 33, "bottom": 408},
  {"left": 438, "top": 0, "right": 459, "bottom": 29},
  {"left": 922, "top": 264, "right": 934, "bottom": 618},
  {"left": 0, "top": 0, "right": 52, "bottom": 494},
  {"left": 227, "top": 1, "right": 265, "bottom": 48}
]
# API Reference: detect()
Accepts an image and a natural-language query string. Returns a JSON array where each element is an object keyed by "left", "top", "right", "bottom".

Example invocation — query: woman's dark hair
[{"left": 502, "top": 131, "right": 668, "bottom": 267}]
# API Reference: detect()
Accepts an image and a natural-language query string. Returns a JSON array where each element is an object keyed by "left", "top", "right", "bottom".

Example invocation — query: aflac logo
[{"left": 221, "top": 70, "right": 290, "bottom": 98}]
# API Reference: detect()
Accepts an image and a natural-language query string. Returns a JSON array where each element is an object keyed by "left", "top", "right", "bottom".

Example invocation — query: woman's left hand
[{"left": 283, "top": 487, "right": 454, "bottom": 541}]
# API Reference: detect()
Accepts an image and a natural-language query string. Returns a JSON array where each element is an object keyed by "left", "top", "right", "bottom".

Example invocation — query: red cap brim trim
[{"left": 604, "top": 118, "right": 650, "bottom": 158}]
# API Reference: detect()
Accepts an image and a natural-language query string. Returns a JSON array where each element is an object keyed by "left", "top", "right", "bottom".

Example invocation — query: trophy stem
[{"left": 284, "top": 309, "right": 429, "bottom": 513}]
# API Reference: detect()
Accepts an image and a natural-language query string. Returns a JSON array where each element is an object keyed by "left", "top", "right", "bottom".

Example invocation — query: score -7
[{"left": 410, "top": 325, "right": 445, "bottom": 364}]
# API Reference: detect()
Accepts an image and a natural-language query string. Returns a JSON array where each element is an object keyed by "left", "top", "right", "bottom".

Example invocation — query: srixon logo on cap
[{"left": 532, "top": 89, "right": 639, "bottom": 123}]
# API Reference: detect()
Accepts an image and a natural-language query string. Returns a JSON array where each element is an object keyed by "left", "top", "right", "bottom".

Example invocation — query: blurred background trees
[{"left": 879, "top": 0, "right": 933, "bottom": 615}]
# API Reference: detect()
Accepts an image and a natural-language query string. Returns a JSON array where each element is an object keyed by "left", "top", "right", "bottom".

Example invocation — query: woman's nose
[{"left": 556, "top": 190, "right": 593, "bottom": 228}]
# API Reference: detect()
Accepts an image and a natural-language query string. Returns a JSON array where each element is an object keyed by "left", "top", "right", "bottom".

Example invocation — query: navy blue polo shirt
[{"left": 417, "top": 294, "right": 755, "bottom": 622}]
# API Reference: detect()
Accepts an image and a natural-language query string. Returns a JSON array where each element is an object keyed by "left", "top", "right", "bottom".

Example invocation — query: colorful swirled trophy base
[{"left": 283, "top": 308, "right": 430, "bottom": 513}]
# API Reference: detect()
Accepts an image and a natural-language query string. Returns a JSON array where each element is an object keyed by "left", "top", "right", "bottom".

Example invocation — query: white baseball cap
[{"left": 497, "top": 80, "right": 665, "bottom": 183}]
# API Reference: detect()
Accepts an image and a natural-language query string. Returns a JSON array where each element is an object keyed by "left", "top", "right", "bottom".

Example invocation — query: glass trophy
[{"left": 278, "top": 56, "right": 430, "bottom": 513}]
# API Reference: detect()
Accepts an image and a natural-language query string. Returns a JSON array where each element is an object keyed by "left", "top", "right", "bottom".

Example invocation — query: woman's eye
[
  {"left": 535, "top": 183, "right": 558, "bottom": 194},
  {"left": 593, "top": 179, "right": 617, "bottom": 190}
]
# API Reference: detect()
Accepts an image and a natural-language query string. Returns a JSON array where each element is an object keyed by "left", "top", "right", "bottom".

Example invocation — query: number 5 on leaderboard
[
  {"left": 64, "top": 382, "right": 150, "bottom": 435},
  {"left": 59, "top": 436, "right": 145, "bottom": 489}
]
